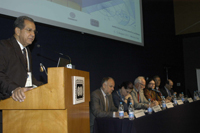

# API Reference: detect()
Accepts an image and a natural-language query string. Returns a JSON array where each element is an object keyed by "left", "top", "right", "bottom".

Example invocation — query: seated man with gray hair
[{"left": 131, "top": 76, "right": 158, "bottom": 109}]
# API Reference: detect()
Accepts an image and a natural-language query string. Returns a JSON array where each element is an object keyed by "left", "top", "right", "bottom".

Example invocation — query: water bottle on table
[
  {"left": 118, "top": 102, "right": 124, "bottom": 119},
  {"left": 128, "top": 102, "right": 134, "bottom": 120},
  {"left": 181, "top": 92, "right": 185, "bottom": 102},
  {"left": 173, "top": 93, "right": 177, "bottom": 106},
  {"left": 148, "top": 99, "right": 152, "bottom": 114},
  {"left": 194, "top": 91, "right": 199, "bottom": 101},
  {"left": 162, "top": 96, "right": 166, "bottom": 110}
]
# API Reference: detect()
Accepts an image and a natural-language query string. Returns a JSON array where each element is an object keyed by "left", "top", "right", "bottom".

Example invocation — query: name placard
[
  {"left": 187, "top": 98, "right": 193, "bottom": 103},
  {"left": 152, "top": 105, "right": 162, "bottom": 112},
  {"left": 177, "top": 100, "right": 184, "bottom": 105},
  {"left": 166, "top": 102, "right": 174, "bottom": 108},
  {"left": 134, "top": 110, "right": 145, "bottom": 118}
]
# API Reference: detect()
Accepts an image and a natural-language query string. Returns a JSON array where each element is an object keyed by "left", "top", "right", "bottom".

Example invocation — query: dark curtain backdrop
[
  {"left": 183, "top": 35, "right": 200, "bottom": 97},
  {"left": 0, "top": 0, "right": 186, "bottom": 95}
]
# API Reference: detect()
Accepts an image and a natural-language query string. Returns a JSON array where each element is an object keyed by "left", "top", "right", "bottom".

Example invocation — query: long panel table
[{"left": 94, "top": 100, "right": 200, "bottom": 133}]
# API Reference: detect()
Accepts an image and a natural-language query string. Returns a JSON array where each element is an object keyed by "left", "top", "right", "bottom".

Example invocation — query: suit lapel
[
  {"left": 10, "top": 37, "right": 27, "bottom": 71},
  {"left": 133, "top": 88, "right": 139, "bottom": 101},
  {"left": 98, "top": 89, "right": 106, "bottom": 111},
  {"left": 139, "top": 90, "right": 142, "bottom": 102}
]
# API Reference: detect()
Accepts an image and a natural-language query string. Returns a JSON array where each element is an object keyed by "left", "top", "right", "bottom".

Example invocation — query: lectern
[{"left": 0, "top": 67, "right": 90, "bottom": 133}]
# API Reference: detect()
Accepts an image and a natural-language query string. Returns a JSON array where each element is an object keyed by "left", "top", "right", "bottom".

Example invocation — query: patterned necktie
[
  {"left": 137, "top": 92, "right": 140, "bottom": 102},
  {"left": 22, "top": 48, "right": 27, "bottom": 70},
  {"left": 105, "top": 95, "right": 109, "bottom": 111}
]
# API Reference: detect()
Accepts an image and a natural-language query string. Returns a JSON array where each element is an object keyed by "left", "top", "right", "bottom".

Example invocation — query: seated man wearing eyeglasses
[
  {"left": 160, "top": 79, "right": 176, "bottom": 102},
  {"left": 131, "top": 76, "right": 158, "bottom": 109}
]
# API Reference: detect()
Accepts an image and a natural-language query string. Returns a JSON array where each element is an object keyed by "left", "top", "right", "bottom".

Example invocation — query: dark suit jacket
[
  {"left": 90, "top": 89, "right": 117, "bottom": 132},
  {"left": 112, "top": 90, "right": 130, "bottom": 112},
  {"left": 160, "top": 87, "right": 174, "bottom": 98},
  {"left": 0, "top": 36, "right": 42, "bottom": 100}
]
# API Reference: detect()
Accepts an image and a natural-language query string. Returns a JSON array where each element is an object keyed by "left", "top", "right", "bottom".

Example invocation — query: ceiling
[{"left": 173, "top": 0, "right": 200, "bottom": 35}]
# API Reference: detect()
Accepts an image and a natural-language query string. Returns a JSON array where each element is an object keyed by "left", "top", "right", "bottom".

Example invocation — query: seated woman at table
[
  {"left": 144, "top": 78, "right": 170, "bottom": 105},
  {"left": 144, "top": 78, "right": 161, "bottom": 105},
  {"left": 112, "top": 81, "right": 134, "bottom": 112}
]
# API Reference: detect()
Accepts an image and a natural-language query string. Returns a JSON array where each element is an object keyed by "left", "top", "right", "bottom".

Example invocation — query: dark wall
[
  {"left": 0, "top": 0, "right": 185, "bottom": 94},
  {"left": 183, "top": 35, "right": 200, "bottom": 97},
  {"left": 142, "top": 0, "right": 185, "bottom": 94}
]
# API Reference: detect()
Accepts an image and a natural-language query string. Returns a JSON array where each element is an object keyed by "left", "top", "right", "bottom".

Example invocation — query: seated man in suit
[
  {"left": 112, "top": 81, "right": 134, "bottom": 112},
  {"left": 131, "top": 76, "right": 158, "bottom": 109},
  {"left": 160, "top": 79, "right": 176, "bottom": 101},
  {"left": 90, "top": 77, "right": 118, "bottom": 133},
  {"left": 153, "top": 75, "right": 162, "bottom": 96}
]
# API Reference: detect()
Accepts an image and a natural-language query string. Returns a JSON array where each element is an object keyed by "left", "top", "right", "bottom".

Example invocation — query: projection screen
[{"left": 0, "top": 0, "right": 143, "bottom": 46}]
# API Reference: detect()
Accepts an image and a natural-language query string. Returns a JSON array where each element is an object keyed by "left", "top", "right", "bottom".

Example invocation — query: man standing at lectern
[
  {"left": 0, "top": 16, "right": 43, "bottom": 102},
  {"left": 90, "top": 77, "right": 118, "bottom": 133},
  {"left": 0, "top": 16, "right": 43, "bottom": 132}
]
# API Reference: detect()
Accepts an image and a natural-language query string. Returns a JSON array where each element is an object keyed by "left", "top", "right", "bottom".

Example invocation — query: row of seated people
[
  {"left": 112, "top": 77, "right": 175, "bottom": 112},
  {"left": 90, "top": 76, "right": 177, "bottom": 133}
]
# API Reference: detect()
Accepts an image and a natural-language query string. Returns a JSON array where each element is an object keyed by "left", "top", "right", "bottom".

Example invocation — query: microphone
[
  {"left": 152, "top": 88, "right": 163, "bottom": 97},
  {"left": 40, "top": 63, "right": 48, "bottom": 76},
  {"left": 151, "top": 88, "right": 161, "bottom": 93},
  {"left": 37, "top": 44, "right": 72, "bottom": 64}
]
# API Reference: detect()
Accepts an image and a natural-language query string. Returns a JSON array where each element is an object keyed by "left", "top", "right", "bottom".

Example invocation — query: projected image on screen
[
  {"left": 0, "top": 0, "right": 143, "bottom": 46},
  {"left": 84, "top": 1, "right": 136, "bottom": 26},
  {"left": 48, "top": 0, "right": 136, "bottom": 27},
  {"left": 46, "top": 0, "right": 141, "bottom": 44}
]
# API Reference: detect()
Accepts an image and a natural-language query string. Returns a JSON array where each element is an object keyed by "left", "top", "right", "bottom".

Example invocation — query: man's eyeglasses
[
  {"left": 24, "top": 28, "right": 38, "bottom": 34},
  {"left": 139, "top": 83, "right": 145, "bottom": 87}
]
